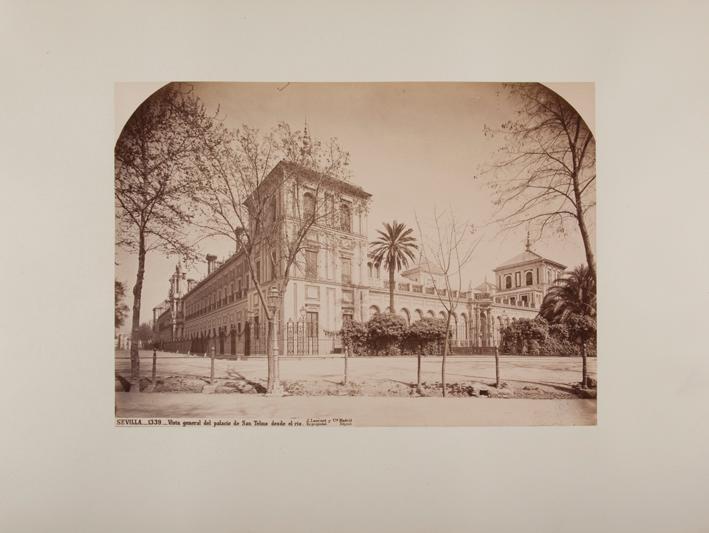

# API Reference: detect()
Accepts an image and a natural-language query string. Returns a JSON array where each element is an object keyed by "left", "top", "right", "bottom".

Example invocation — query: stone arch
[
  {"left": 303, "top": 191, "right": 316, "bottom": 219},
  {"left": 369, "top": 305, "right": 380, "bottom": 319},
  {"left": 414, "top": 309, "right": 424, "bottom": 321},
  {"left": 400, "top": 308, "right": 411, "bottom": 325},
  {"left": 448, "top": 313, "right": 460, "bottom": 341},
  {"left": 459, "top": 312, "right": 468, "bottom": 341},
  {"left": 427, "top": 310, "right": 435, "bottom": 318}
]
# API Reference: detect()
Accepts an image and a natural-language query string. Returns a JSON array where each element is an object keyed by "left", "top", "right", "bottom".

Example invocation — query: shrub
[
  {"left": 340, "top": 319, "right": 368, "bottom": 355},
  {"left": 366, "top": 313, "right": 408, "bottom": 355},
  {"left": 500, "top": 315, "right": 597, "bottom": 356},
  {"left": 404, "top": 317, "right": 448, "bottom": 355}
]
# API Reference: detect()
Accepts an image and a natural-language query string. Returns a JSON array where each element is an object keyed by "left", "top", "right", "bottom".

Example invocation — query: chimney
[
  {"left": 206, "top": 254, "right": 217, "bottom": 275},
  {"left": 187, "top": 278, "right": 196, "bottom": 292}
]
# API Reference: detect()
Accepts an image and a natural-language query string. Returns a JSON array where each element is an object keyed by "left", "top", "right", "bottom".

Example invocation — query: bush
[
  {"left": 340, "top": 319, "right": 368, "bottom": 355},
  {"left": 339, "top": 314, "right": 451, "bottom": 356},
  {"left": 404, "top": 317, "right": 448, "bottom": 355},
  {"left": 366, "top": 313, "right": 408, "bottom": 355},
  {"left": 500, "top": 315, "right": 597, "bottom": 356}
]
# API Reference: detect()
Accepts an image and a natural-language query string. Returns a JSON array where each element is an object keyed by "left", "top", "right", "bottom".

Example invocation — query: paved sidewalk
[{"left": 115, "top": 393, "right": 596, "bottom": 426}]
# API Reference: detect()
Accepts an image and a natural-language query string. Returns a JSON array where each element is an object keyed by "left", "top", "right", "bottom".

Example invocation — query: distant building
[{"left": 151, "top": 157, "right": 566, "bottom": 355}]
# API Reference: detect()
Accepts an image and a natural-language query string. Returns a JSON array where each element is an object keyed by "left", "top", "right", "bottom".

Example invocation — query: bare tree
[
  {"left": 193, "top": 122, "right": 368, "bottom": 394},
  {"left": 416, "top": 209, "right": 480, "bottom": 397},
  {"left": 481, "top": 83, "right": 596, "bottom": 279},
  {"left": 115, "top": 84, "right": 222, "bottom": 383}
]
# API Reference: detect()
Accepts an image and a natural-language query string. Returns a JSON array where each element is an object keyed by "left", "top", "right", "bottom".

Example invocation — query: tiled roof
[
  {"left": 474, "top": 280, "right": 497, "bottom": 291},
  {"left": 493, "top": 249, "right": 566, "bottom": 271}
]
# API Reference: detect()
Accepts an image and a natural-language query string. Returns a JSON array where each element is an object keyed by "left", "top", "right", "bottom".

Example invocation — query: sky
[{"left": 115, "top": 82, "right": 595, "bottom": 333}]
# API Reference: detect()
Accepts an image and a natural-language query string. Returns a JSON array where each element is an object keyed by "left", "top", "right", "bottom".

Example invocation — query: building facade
[{"left": 152, "top": 160, "right": 566, "bottom": 355}]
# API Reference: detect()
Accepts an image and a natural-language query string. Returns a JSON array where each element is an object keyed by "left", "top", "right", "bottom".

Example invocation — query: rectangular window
[
  {"left": 340, "top": 202, "right": 352, "bottom": 232},
  {"left": 341, "top": 257, "right": 352, "bottom": 284},
  {"left": 325, "top": 193, "right": 335, "bottom": 226},
  {"left": 343, "top": 313, "right": 353, "bottom": 323},
  {"left": 306, "top": 312, "right": 319, "bottom": 339},
  {"left": 305, "top": 250, "right": 318, "bottom": 280}
]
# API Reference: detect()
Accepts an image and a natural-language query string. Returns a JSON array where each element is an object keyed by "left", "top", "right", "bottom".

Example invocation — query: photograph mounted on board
[{"left": 114, "top": 82, "right": 596, "bottom": 427}]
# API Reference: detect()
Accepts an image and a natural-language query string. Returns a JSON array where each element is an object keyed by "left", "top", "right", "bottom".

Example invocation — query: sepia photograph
[
  {"left": 115, "top": 82, "right": 597, "bottom": 426},
  {"left": 6, "top": 1, "right": 709, "bottom": 531}
]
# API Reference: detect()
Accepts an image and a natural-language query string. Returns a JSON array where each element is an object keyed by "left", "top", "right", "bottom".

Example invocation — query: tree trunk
[
  {"left": 495, "top": 344, "right": 500, "bottom": 388},
  {"left": 266, "top": 317, "right": 280, "bottom": 394},
  {"left": 416, "top": 351, "right": 422, "bottom": 395},
  {"left": 573, "top": 175, "right": 596, "bottom": 280},
  {"left": 442, "top": 313, "right": 451, "bottom": 397},
  {"left": 388, "top": 267, "right": 395, "bottom": 313},
  {"left": 581, "top": 341, "right": 588, "bottom": 389},
  {"left": 129, "top": 233, "right": 146, "bottom": 384}
]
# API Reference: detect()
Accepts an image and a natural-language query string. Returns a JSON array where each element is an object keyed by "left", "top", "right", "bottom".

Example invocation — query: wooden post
[
  {"left": 210, "top": 346, "right": 215, "bottom": 384},
  {"left": 151, "top": 348, "right": 157, "bottom": 385}
]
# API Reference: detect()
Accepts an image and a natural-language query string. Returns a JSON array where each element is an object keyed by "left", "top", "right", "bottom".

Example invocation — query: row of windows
[
  {"left": 302, "top": 193, "right": 353, "bottom": 232},
  {"left": 501, "top": 267, "right": 560, "bottom": 290},
  {"left": 185, "top": 251, "right": 283, "bottom": 320},
  {"left": 494, "top": 294, "right": 537, "bottom": 308},
  {"left": 304, "top": 249, "right": 352, "bottom": 283}
]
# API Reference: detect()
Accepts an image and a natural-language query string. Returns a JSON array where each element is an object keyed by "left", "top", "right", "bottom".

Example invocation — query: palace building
[{"left": 152, "top": 158, "right": 566, "bottom": 356}]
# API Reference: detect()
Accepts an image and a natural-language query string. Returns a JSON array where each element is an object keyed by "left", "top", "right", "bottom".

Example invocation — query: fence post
[
  {"left": 210, "top": 346, "right": 215, "bottom": 384},
  {"left": 151, "top": 348, "right": 157, "bottom": 385}
]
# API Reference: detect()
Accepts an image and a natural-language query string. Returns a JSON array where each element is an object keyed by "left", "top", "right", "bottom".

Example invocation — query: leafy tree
[
  {"left": 369, "top": 221, "right": 418, "bottom": 313},
  {"left": 114, "top": 280, "right": 129, "bottom": 329},
  {"left": 340, "top": 319, "right": 368, "bottom": 355},
  {"left": 366, "top": 313, "right": 408, "bottom": 355},
  {"left": 482, "top": 83, "right": 596, "bottom": 279},
  {"left": 340, "top": 318, "right": 368, "bottom": 385},
  {"left": 540, "top": 264, "right": 597, "bottom": 387},
  {"left": 135, "top": 322, "right": 154, "bottom": 345},
  {"left": 564, "top": 313, "right": 597, "bottom": 388},
  {"left": 115, "top": 83, "right": 223, "bottom": 381},
  {"left": 405, "top": 317, "right": 448, "bottom": 392}
]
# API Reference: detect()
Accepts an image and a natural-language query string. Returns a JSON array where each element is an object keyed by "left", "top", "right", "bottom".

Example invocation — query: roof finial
[
  {"left": 301, "top": 118, "right": 312, "bottom": 159},
  {"left": 525, "top": 231, "right": 531, "bottom": 251}
]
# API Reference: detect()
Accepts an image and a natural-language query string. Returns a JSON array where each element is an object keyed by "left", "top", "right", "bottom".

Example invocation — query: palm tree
[
  {"left": 540, "top": 264, "right": 596, "bottom": 387},
  {"left": 369, "top": 221, "right": 418, "bottom": 314}
]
